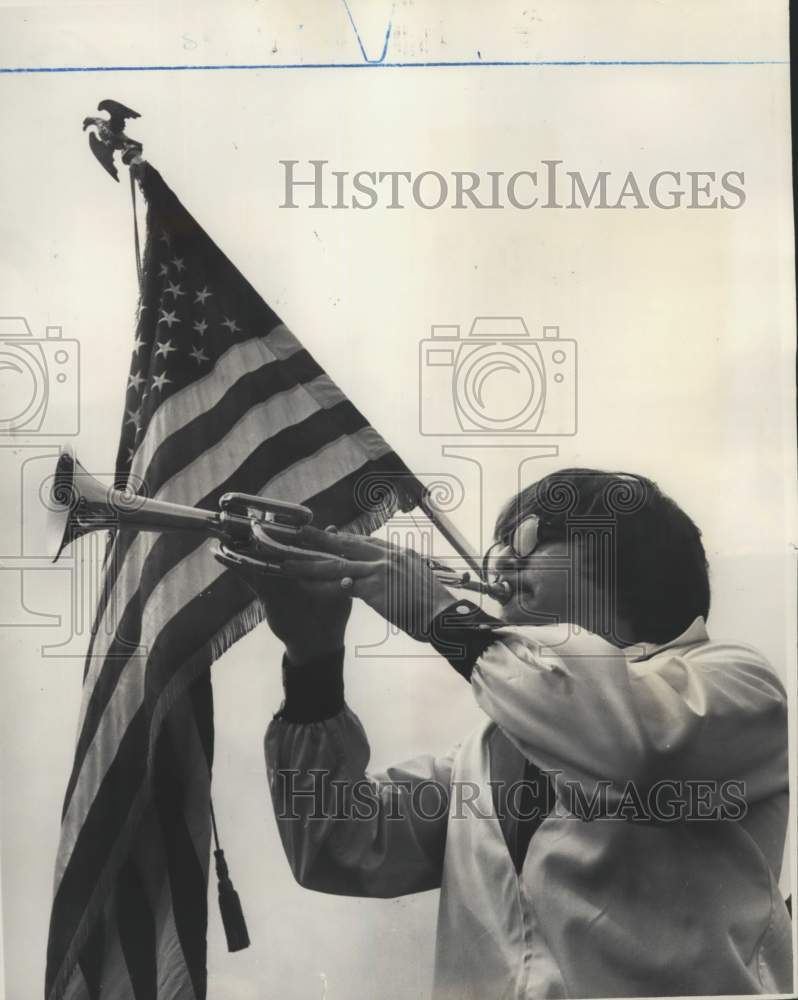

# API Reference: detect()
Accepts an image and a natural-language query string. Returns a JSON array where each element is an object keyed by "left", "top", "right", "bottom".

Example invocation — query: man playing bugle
[{"left": 215, "top": 467, "right": 791, "bottom": 999}]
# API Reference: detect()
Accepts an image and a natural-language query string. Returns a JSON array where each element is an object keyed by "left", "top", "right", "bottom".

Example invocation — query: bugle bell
[{"left": 46, "top": 445, "right": 312, "bottom": 563}]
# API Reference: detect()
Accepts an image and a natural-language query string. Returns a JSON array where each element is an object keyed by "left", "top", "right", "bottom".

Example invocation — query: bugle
[{"left": 47, "top": 446, "right": 511, "bottom": 601}]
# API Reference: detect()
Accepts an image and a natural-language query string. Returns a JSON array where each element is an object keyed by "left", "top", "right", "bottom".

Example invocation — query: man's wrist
[
  {"left": 283, "top": 638, "right": 346, "bottom": 667},
  {"left": 276, "top": 646, "right": 346, "bottom": 723},
  {"left": 428, "top": 600, "right": 502, "bottom": 680}
]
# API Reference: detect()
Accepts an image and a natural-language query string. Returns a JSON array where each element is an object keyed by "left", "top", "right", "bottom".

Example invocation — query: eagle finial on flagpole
[{"left": 82, "top": 99, "right": 144, "bottom": 181}]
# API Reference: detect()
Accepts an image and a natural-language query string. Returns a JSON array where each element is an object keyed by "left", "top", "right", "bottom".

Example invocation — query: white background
[{"left": 0, "top": 2, "right": 795, "bottom": 998}]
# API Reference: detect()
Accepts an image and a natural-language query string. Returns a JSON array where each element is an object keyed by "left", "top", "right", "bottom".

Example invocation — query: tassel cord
[
  {"left": 130, "top": 169, "right": 143, "bottom": 291},
  {"left": 210, "top": 798, "right": 221, "bottom": 853}
]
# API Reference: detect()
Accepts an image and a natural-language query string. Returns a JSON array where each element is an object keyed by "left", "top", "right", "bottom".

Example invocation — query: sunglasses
[{"left": 482, "top": 514, "right": 550, "bottom": 582}]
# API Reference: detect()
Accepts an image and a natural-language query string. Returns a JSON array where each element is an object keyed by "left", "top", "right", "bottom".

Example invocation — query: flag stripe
[
  {"left": 53, "top": 585, "right": 229, "bottom": 979},
  {"left": 291, "top": 449, "right": 420, "bottom": 532},
  {"left": 97, "top": 904, "right": 136, "bottom": 1000},
  {"left": 132, "top": 805, "right": 194, "bottom": 1000},
  {"left": 77, "top": 910, "right": 104, "bottom": 1000},
  {"left": 143, "top": 367, "right": 350, "bottom": 498},
  {"left": 252, "top": 426, "right": 391, "bottom": 506},
  {"left": 187, "top": 670, "right": 214, "bottom": 772},
  {"left": 116, "top": 857, "right": 158, "bottom": 999},
  {"left": 57, "top": 555, "right": 231, "bottom": 886},
  {"left": 51, "top": 648, "right": 215, "bottom": 999},
  {"left": 62, "top": 965, "right": 90, "bottom": 1000},
  {"left": 161, "top": 681, "right": 215, "bottom": 884},
  {"left": 57, "top": 577, "right": 243, "bottom": 932},
  {"left": 49, "top": 706, "right": 148, "bottom": 984},
  {"left": 132, "top": 337, "right": 318, "bottom": 484},
  {"left": 154, "top": 717, "right": 209, "bottom": 1000},
  {"left": 144, "top": 386, "right": 367, "bottom": 512},
  {"left": 61, "top": 537, "right": 209, "bottom": 823}
]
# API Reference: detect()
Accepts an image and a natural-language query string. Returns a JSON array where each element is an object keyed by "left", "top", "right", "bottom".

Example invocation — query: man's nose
[{"left": 489, "top": 546, "right": 521, "bottom": 574}]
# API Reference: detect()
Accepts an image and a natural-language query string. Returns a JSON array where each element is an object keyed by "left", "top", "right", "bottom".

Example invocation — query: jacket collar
[{"left": 626, "top": 616, "right": 709, "bottom": 662}]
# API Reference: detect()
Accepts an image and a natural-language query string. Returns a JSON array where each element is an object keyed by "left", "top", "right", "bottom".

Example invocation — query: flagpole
[{"left": 419, "top": 491, "right": 484, "bottom": 579}]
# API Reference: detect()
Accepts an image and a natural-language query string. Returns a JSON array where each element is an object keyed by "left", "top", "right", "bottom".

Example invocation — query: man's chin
[
  {"left": 498, "top": 598, "right": 560, "bottom": 627},
  {"left": 497, "top": 601, "right": 521, "bottom": 624}
]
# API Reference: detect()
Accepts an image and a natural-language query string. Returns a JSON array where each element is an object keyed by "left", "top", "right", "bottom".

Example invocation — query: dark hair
[{"left": 494, "top": 467, "right": 710, "bottom": 644}]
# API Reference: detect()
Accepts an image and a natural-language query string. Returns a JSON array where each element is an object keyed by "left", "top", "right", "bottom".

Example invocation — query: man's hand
[
  {"left": 276, "top": 525, "right": 456, "bottom": 641},
  {"left": 213, "top": 533, "right": 352, "bottom": 664}
]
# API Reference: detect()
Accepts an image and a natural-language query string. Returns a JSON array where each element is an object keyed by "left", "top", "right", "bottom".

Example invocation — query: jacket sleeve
[
  {"left": 467, "top": 623, "right": 788, "bottom": 801},
  {"left": 265, "top": 651, "right": 454, "bottom": 898}
]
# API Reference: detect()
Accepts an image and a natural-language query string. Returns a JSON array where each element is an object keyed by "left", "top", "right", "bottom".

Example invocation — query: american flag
[{"left": 45, "top": 160, "right": 423, "bottom": 1000}]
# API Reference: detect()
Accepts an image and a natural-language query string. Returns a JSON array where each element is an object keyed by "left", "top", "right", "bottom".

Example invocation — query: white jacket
[{"left": 265, "top": 618, "right": 792, "bottom": 998}]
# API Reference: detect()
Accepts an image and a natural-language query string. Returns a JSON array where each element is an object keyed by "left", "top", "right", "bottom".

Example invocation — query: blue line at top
[
  {"left": 0, "top": 58, "right": 787, "bottom": 74},
  {"left": 340, "top": 0, "right": 393, "bottom": 64}
]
